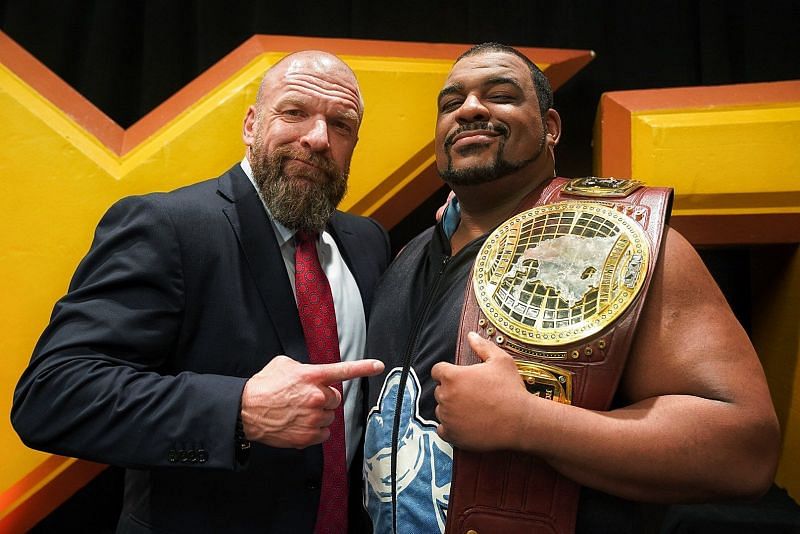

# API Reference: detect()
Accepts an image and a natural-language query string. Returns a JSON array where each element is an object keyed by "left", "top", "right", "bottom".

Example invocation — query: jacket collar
[
  {"left": 217, "top": 164, "right": 368, "bottom": 361},
  {"left": 218, "top": 164, "right": 308, "bottom": 361}
]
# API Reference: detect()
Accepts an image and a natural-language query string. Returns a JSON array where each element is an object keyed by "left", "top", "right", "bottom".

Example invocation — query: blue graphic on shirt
[{"left": 364, "top": 367, "right": 453, "bottom": 533}]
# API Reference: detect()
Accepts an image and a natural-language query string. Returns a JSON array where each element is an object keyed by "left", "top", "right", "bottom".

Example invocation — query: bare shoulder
[{"left": 620, "top": 227, "right": 764, "bottom": 403}]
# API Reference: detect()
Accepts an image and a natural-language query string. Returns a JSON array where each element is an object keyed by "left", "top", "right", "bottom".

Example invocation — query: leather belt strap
[{"left": 446, "top": 177, "right": 673, "bottom": 534}]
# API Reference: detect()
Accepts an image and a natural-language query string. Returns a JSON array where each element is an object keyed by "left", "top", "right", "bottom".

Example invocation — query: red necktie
[{"left": 294, "top": 231, "right": 348, "bottom": 534}]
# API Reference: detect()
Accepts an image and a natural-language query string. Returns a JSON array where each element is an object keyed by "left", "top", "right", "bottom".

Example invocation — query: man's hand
[
  {"left": 432, "top": 332, "right": 544, "bottom": 451},
  {"left": 241, "top": 356, "right": 384, "bottom": 449}
]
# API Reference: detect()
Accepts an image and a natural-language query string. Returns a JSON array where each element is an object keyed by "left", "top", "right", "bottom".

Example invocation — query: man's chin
[
  {"left": 449, "top": 142, "right": 498, "bottom": 162},
  {"left": 453, "top": 141, "right": 496, "bottom": 156},
  {"left": 281, "top": 169, "right": 325, "bottom": 187},
  {"left": 439, "top": 164, "right": 504, "bottom": 187}
]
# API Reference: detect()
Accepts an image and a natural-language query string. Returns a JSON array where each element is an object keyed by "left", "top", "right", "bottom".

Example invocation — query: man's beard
[
  {"left": 251, "top": 142, "right": 348, "bottom": 234},
  {"left": 440, "top": 121, "right": 545, "bottom": 186}
]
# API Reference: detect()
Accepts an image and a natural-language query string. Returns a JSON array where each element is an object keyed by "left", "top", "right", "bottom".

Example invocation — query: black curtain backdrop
[
  {"left": 3, "top": 0, "right": 799, "bottom": 176},
  {"left": 3, "top": 0, "right": 799, "bottom": 253},
  {"left": 3, "top": 1, "right": 800, "bottom": 532}
]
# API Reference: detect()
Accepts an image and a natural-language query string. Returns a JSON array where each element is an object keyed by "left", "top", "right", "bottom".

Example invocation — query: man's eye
[
  {"left": 283, "top": 109, "right": 305, "bottom": 118},
  {"left": 440, "top": 99, "right": 463, "bottom": 113},
  {"left": 488, "top": 94, "right": 514, "bottom": 103},
  {"left": 332, "top": 121, "right": 353, "bottom": 134}
]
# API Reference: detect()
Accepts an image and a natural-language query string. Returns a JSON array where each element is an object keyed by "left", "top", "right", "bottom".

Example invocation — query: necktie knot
[{"left": 295, "top": 230, "right": 319, "bottom": 244}]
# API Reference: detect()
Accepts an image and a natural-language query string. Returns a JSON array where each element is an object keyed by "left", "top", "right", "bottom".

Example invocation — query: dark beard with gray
[
  {"left": 251, "top": 143, "right": 348, "bottom": 234},
  {"left": 440, "top": 121, "right": 544, "bottom": 186}
]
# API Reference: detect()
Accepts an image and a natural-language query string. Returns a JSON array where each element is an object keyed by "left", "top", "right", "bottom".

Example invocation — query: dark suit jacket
[{"left": 12, "top": 164, "right": 390, "bottom": 533}]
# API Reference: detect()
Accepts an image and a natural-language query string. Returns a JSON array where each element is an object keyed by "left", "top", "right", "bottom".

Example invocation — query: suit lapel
[
  {"left": 328, "top": 212, "right": 369, "bottom": 311},
  {"left": 218, "top": 166, "right": 308, "bottom": 363}
]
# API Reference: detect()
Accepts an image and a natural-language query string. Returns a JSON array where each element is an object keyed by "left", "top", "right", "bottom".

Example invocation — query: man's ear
[
  {"left": 545, "top": 108, "right": 562, "bottom": 147},
  {"left": 242, "top": 105, "right": 257, "bottom": 146}
]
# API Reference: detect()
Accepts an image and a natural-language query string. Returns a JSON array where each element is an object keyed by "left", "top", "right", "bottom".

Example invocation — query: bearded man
[{"left": 13, "top": 51, "right": 390, "bottom": 534}]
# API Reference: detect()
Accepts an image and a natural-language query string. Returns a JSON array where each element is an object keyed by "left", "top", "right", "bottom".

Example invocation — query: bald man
[{"left": 12, "top": 51, "right": 390, "bottom": 534}]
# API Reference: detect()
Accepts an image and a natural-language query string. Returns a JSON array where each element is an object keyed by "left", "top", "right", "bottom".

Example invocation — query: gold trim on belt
[{"left": 473, "top": 201, "right": 650, "bottom": 348}]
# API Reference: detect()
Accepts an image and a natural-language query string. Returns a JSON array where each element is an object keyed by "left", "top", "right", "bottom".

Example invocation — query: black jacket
[{"left": 12, "top": 164, "right": 390, "bottom": 533}]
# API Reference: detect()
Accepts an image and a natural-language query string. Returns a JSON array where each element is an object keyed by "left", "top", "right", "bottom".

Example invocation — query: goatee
[
  {"left": 440, "top": 121, "right": 545, "bottom": 186},
  {"left": 251, "top": 142, "right": 348, "bottom": 234}
]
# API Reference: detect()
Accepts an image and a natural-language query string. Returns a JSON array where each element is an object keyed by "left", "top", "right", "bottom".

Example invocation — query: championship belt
[{"left": 445, "top": 177, "right": 673, "bottom": 534}]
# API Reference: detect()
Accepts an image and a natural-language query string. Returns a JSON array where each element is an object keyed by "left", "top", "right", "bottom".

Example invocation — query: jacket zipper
[{"left": 390, "top": 254, "right": 450, "bottom": 534}]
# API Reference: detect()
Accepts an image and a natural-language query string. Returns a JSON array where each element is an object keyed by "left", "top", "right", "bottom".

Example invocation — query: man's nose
[
  {"left": 300, "top": 119, "right": 330, "bottom": 152},
  {"left": 455, "top": 94, "right": 490, "bottom": 123}
]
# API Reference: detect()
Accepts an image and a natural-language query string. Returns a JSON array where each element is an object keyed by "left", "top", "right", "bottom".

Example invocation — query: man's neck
[{"left": 450, "top": 172, "right": 553, "bottom": 255}]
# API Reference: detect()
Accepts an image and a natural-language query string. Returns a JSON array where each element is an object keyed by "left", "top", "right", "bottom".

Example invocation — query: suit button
[
  {"left": 178, "top": 449, "right": 187, "bottom": 463},
  {"left": 306, "top": 479, "right": 319, "bottom": 491},
  {"left": 197, "top": 448, "right": 208, "bottom": 463},
  {"left": 168, "top": 449, "right": 177, "bottom": 463}
]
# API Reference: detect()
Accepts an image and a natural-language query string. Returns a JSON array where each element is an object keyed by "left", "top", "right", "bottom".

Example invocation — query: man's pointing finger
[{"left": 311, "top": 359, "right": 385, "bottom": 385}]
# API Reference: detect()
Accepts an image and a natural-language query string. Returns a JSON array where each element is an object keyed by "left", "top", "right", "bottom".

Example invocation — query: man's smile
[
  {"left": 450, "top": 130, "right": 501, "bottom": 150},
  {"left": 285, "top": 157, "right": 323, "bottom": 172},
  {"left": 444, "top": 122, "right": 509, "bottom": 151}
]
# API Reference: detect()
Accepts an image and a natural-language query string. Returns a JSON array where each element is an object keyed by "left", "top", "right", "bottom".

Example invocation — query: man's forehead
[
  {"left": 265, "top": 54, "right": 361, "bottom": 112},
  {"left": 445, "top": 51, "right": 531, "bottom": 86},
  {"left": 276, "top": 57, "right": 356, "bottom": 89}
]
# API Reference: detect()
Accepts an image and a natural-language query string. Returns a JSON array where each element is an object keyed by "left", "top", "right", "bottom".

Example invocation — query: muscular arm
[
  {"left": 547, "top": 227, "right": 780, "bottom": 501},
  {"left": 433, "top": 228, "right": 779, "bottom": 502}
]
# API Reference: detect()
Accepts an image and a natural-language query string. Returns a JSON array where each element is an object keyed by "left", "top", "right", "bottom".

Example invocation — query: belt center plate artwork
[{"left": 473, "top": 201, "right": 650, "bottom": 347}]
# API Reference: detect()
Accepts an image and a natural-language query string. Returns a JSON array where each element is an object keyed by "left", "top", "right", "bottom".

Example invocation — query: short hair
[{"left": 456, "top": 42, "right": 553, "bottom": 119}]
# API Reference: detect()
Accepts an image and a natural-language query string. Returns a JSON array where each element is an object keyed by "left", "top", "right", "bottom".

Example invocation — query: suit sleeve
[{"left": 11, "top": 195, "right": 246, "bottom": 470}]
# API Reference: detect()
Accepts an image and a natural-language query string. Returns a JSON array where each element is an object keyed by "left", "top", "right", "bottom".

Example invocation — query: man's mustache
[
  {"left": 444, "top": 122, "right": 509, "bottom": 149},
  {"left": 273, "top": 146, "right": 340, "bottom": 178}
]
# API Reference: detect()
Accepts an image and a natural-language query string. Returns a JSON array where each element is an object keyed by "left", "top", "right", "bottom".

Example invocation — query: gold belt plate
[
  {"left": 516, "top": 360, "right": 573, "bottom": 404},
  {"left": 473, "top": 201, "right": 650, "bottom": 347},
  {"left": 561, "top": 176, "right": 643, "bottom": 198}
]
